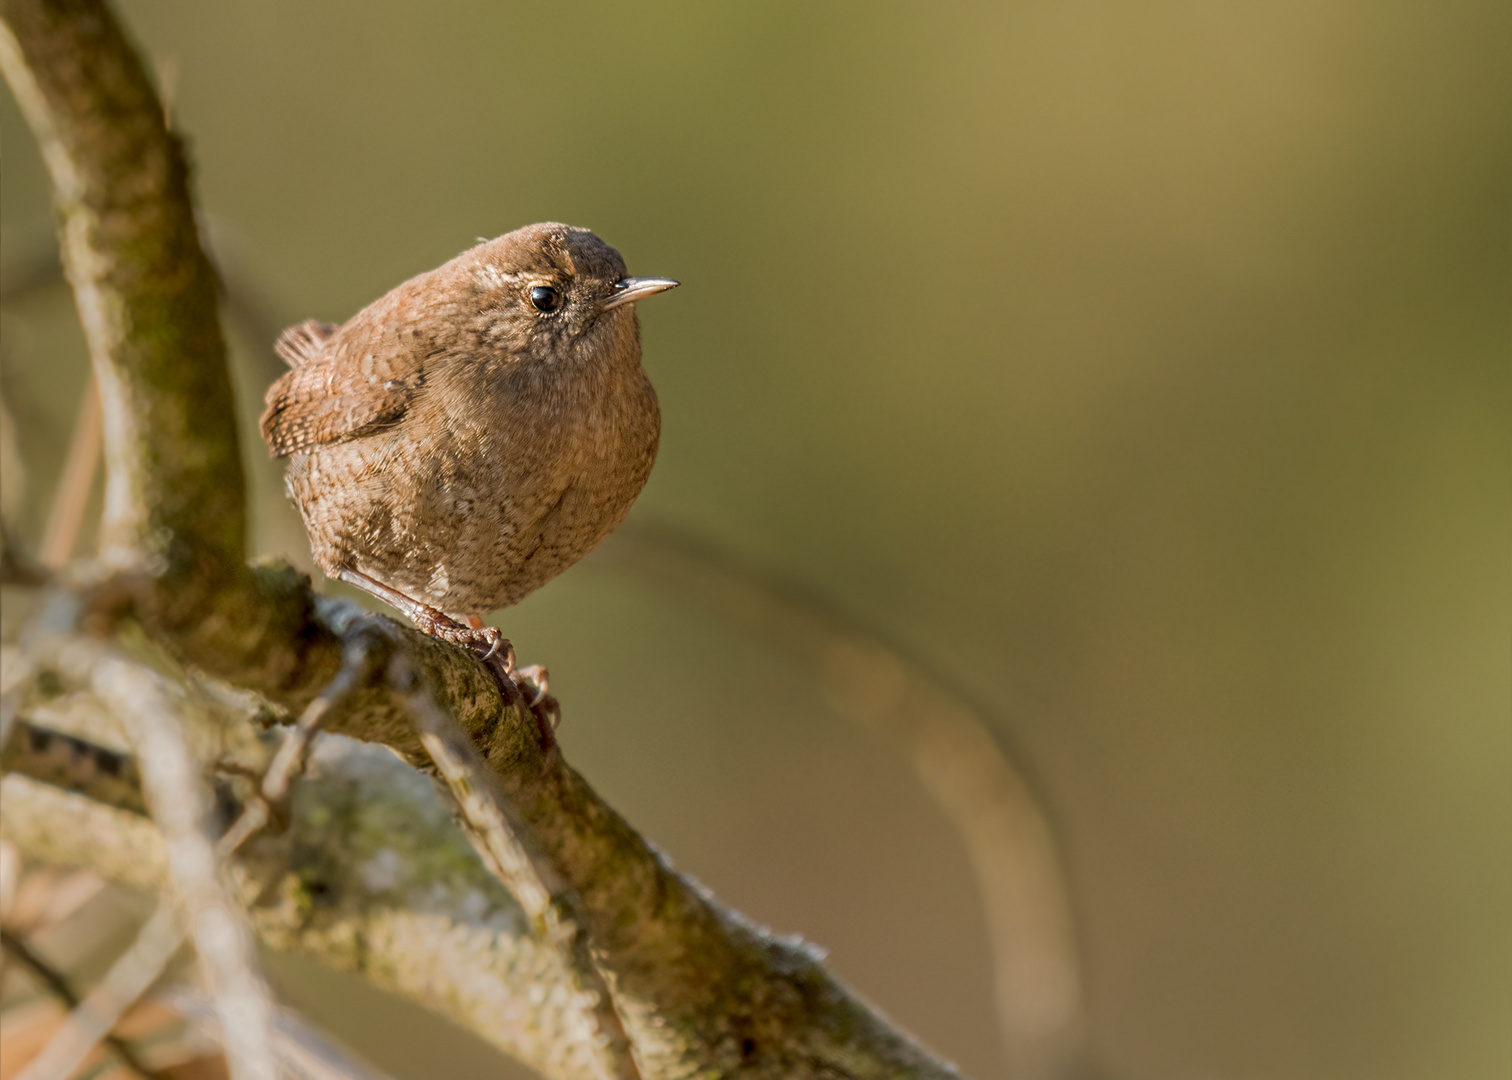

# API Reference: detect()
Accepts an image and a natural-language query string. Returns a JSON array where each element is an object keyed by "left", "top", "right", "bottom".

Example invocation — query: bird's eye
[{"left": 529, "top": 285, "right": 562, "bottom": 313}]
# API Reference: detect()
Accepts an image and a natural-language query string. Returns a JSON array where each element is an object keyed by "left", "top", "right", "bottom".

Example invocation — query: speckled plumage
[{"left": 260, "top": 223, "right": 667, "bottom": 621}]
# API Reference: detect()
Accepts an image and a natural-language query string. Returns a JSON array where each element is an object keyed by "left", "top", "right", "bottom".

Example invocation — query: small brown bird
[{"left": 260, "top": 223, "right": 677, "bottom": 699}]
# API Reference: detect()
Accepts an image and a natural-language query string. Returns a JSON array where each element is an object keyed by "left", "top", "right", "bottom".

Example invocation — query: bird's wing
[{"left": 259, "top": 320, "right": 429, "bottom": 457}]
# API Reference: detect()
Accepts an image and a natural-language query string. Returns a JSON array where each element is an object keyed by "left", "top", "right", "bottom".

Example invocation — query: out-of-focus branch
[
  {"left": 38, "top": 372, "right": 100, "bottom": 570},
  {"left": 2, "top": 518, "right": 50, "bottom": 586},
  {"left": 0, "top": 0, "right": 245, "bottom": 604},
  {"left": 162, "top": 989, "right": 402, "bottom": 1080},
  {"left": 91, "top": 653, "right": 278, "bottom": 1080},
  {"left": 593, "top": 524, "right": 1087, "bottom": 1080},
  {"left": 0, "top": 927, "right": 169, "bottom": 1080},
  {"left": 10, "top": 638, "right": 380, "bottom": 1080},
  {"left": 11, "top": 900, "right": 183, "bottom": 1080},
  {"left": 0, "top": 726, "right": 648, "bottom": 1080}
]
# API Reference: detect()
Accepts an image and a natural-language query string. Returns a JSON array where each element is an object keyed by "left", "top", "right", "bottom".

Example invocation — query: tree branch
[
  {"left": 4, "top": 641, "right": 964, "bottom": 1080},
  {"left": 2, "top": 724, "right": 669, "bottom": 1080},
  {"left": 0, "top": 0, "right": 246, "bottom": 603},
  {"left": 10, "top": 899, "right": 184, "bottom": 1080},
  {"left": 95, "top": 652, "right": 279, "bottom": 1080},
  {"left": 0, "top": 927, "right": 170, "bottom": 1080},
  {"left": 393, "top": 651, "right": 643, "bottom": 1080}
]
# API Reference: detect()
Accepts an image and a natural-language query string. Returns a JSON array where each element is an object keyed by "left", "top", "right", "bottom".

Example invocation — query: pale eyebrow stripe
[{"left": 474, "top": 266, "right": 529, "bottom": 289}]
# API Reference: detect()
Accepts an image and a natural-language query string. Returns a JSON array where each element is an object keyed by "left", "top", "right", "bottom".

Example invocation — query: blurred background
[{"left": 2, "top": 2, "right": 1508, "bottom": 1079}]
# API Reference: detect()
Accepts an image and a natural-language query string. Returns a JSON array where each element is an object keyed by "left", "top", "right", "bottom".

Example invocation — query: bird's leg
[
  {"left": 334, "top": 570, "right": 557, "bottom": 751},
  {"left": 336, "top": 567, "right": 515, "bottom": 673}
]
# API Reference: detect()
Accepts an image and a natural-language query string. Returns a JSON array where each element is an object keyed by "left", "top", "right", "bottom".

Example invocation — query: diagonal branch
[
  {"left": 16, "top": 627, "right": 394, "bottom": 1080},
  {"left": 6, "top": 608, "right": 968, "bottom": 1080},
  {"left": 38, "top": 372, "right": 101, "bottom": 571},
  {"left": 392, "top": 651, "right": 642, "bottom": 1080},
  {"left": 10, "top": 899, "right": 183, "bottom": 1080},
  {"left": 0, "top": 724, "right": 632, "bottom": 1080}
]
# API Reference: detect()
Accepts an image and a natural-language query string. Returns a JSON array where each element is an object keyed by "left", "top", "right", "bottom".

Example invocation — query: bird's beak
[{"left": 603, "top": 276, "right": 680, "bottom": 310}]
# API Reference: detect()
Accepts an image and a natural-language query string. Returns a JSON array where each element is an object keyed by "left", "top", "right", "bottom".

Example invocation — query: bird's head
[{"left": 459, "top": 222, "right": 678, "bottom": 369}]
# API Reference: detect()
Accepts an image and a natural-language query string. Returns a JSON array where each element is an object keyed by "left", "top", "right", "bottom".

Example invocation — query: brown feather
[{"left": 274, "top": 320, "right": 339, "bottom": 367}]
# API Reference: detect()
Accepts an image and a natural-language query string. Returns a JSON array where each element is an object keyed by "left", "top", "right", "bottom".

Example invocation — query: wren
[{"left": 260, "top": 222, "right": 678, "bottom": 699}]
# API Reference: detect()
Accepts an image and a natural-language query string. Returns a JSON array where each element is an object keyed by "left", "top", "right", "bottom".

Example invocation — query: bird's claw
[
  {"left": 444, "top": 627, "right": 555, "bottom": 748},
  {"left": 421, "top": 620, "right": 514, "bottom": 669},
  {"left": 331, "top": 570, "right": 561, "bottom": 752},
  {"left": 512, "top": 663, "right": 549, "bottom": 708}
]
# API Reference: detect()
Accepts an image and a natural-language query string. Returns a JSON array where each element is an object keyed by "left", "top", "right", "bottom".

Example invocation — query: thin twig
[
  {"left": 0, "top": 863, "right": 104, "bottom": 938},
  {"left": 261, "top": 625, "right": 382, "bottom": 806},
  {"left": 13, "top": 898, "right": 181, "bottom": 1080},
  {"left": 2, "top": 926, "right": 171, "bottom": 1080},
  {"left": 151, "top": 54, "right": 177, "bottom": 128},
  {"left": 216, "top": 639, "right": 377, "bottom": 853},
  {"left": 391, "top": 652, "right": 643, "bottom": 1080},
  {"left": 223, "top": 619, "right": 384, "bottom": 862},
  {"left": 0, "top": 840, "right": 18, "bottom": 920}
]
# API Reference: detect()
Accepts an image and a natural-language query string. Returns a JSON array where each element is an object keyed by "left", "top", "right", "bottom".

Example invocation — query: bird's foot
[
  {"left": 425, "top": 616, "right": 516, "bottom": 669},
  {"left": 462, "top": 617, "right": 549, "bottom": 705},
  {"left": 465, "top": 630, "right": 557, "bottom": 752},
  {"left": 427, "top": 618, "right": 559, "bottom": 752},
  {"left": 334, "top": 568, "right": 558, "bottom": 752},
  {"left": 511, "top": 663, "right": 549, "bottom": 706}
]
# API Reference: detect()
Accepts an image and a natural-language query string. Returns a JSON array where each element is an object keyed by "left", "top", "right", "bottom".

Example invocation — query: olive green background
[{"left": 2, "top": 2, "right": 1507, "bottom": 1079}]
